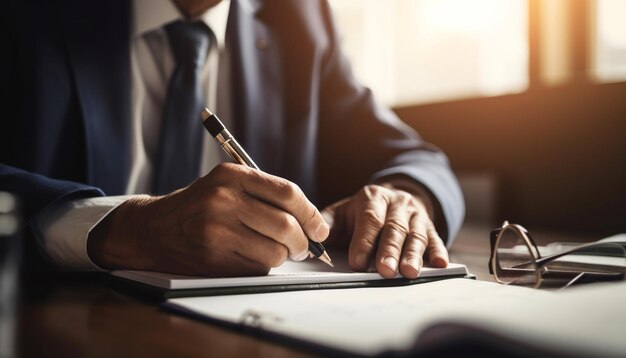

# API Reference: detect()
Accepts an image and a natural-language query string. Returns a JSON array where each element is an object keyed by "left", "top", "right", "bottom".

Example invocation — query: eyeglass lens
[{"left": 494, "top": 227, "right": 540, "bottom": 287}]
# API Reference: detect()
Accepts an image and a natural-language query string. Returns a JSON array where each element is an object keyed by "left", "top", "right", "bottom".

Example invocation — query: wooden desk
[
  {"left": 17, "top": 273, "right": 316, "bottom": 358},
  {"left": 15, "top": 223, "right": 595, "bottom": 357}
]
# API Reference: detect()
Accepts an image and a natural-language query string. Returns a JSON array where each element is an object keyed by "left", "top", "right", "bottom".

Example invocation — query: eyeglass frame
[{"left": 488, "top": 221, "right": 625, "bottom": 288}]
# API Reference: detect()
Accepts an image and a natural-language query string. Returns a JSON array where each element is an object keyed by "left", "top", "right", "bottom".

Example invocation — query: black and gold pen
[{"left": 200, "top": 108, "right": 334, "bottom": 267}]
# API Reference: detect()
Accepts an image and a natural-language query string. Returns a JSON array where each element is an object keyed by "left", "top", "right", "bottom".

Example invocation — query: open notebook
[
  {"left": 110, "top": 252, "right": 471, "bottom": 298},
  {"left": 164, "top": 278, "right": 626, "bottom": 357}
]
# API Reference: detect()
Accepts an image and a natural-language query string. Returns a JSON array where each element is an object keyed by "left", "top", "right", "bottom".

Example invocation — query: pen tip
[
  {"left": 319, "top": 252, "right": 334, "bottom": 268},
  {"left": 200, "top": 108, "right": 213, "bottom": 121}
]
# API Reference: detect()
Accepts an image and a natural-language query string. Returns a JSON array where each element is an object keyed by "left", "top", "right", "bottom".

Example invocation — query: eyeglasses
[{"left": 489, "top": 221, "right": 626, "bottom": 289}]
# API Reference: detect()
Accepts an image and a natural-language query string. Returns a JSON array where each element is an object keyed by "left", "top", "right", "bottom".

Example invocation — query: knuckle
[
  {"left": 207, "top": 185, "right": 231, "bottom": 202},
  {"left": 383, "top": 218, "right": 408, "bottom": 237},
  {"left": 210, "top": 163, "right": 245, "bottom": 182},
  {"left": 209, "top": 163, "right": 230, "bottom": 179},
  {"left": 215, "top": 185, "right": 233, "bottom": 201},
  {"left": 408, "top": 230, "right": 429, "bottom": 246},
  {"left": 404, "top": 243, "right": 425, "bottom": 258},
  {"left": 204, "top": 185, "right": 233, "bottom": 211},
  {"left": 352, "top": 236, "right": 377, "bottom": 253},
  {"left": 397, "top": 192, "right": 414, "bottom": 205},
  {"left": 276, "top": 213, "right": 299, "bottom": 238},
  {"left": 361, "top": 209, "right": 385, "bottom": 229},
  {"left": 279, "top": 180, "right": 302, "bottom": 202},
  {"left": 303, "top": 205, "right": 321, "bottom": 230},
  {"left": 268, "top": 246, "right": 289, "bottom": 267},
  {"left": 361, "top": 185, "right": 380, "bottom": 199}
]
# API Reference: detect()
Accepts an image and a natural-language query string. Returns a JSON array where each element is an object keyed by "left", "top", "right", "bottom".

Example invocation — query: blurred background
[{"left": 329, "top": 0, "right": 626, "bottom": 237}]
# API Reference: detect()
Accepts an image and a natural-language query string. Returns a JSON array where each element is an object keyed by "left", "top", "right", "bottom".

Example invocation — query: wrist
[{"left": 87, "top": 195, "right": 155, "bottom": 270}]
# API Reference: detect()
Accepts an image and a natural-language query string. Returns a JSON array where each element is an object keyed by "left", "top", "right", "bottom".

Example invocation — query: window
[
  {"left": 591, "top": 0, "right": 626, "bottom": 82},
  {"left": 329, "top": 0, "right": 528, "bottom": 106}
]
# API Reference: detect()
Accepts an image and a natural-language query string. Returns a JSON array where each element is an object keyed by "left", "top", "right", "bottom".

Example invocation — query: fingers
[
  {"left": 234, "top": 193, "right": 310, "bottom": 261},
  {"left": 181, "top": 214, "right": 290, "bottom": 274},
  {"left": 142, "top": 164, "right": 325, "bottom": 278},
  {"left": 226, "top": 224, "right": 291, "bottom": 269},
  {"left": 348, "top": 186, "right": 387, "bottom": 271},
  {"left": 398, "top": 214, "right": 429, "bottom": 278},
  {"left": 224, "top": 164, "right": 329, "bottom": 242},
  {"left": 196, "top": 163, "right": 327, "bottom": 262},
  {"left": 346, "top": 185, "right": 448, "bottom": 279},
  {"left": 426, "top": 226, "right": 449, "bottom": 268},
  {"left": 374, "top": 195, "right": 412, "bottom": 278}
]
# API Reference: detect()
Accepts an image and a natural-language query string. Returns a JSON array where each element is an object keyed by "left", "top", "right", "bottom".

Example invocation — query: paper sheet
[
  {"left": 166, "top": 279, "right": 626, "bottom": 356},
  {"left": 112, "top": 253, "right": 468, "bottom": 289}
]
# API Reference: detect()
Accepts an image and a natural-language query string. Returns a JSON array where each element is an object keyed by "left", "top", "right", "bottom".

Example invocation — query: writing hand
[
  {"left": 322, "top": 185, "right": 448, "bottom": 279},
  {"left": 88, "top": 163, "right": 329, "bottom": 277}
]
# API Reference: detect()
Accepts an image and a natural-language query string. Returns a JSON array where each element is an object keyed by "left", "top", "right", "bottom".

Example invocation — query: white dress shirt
[{"left": 34, "top": 0, "right": 231, "bottom": 270}]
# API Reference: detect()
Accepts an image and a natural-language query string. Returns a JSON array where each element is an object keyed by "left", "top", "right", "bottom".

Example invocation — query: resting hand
[
  {"left": 88, "top": 163, "right": 329, "bottom": 277},
  {"left": 322, "top": 184, "right": 448, "bottom": 279}
]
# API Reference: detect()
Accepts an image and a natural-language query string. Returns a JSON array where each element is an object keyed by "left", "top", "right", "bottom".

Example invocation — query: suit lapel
[
  {"left": 228, "top": 0, "right": 284, "bottom": 174},
  {"left": 62, "top": 0, "right": 132, "bottom": 195}
]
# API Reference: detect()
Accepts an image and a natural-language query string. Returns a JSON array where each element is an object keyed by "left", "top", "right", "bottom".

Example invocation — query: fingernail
[
  {"left": 314, "top": 221, "right": 329, "bottom": 241},
  {"left": 407, "top": 258, "right": 421, "bottom": 274},
  {"left": 321, "top": 210, "right": 334, "bottom": 227},
  {"left": 431, "top": 256, "right": 448, "bottom": 268},
  {"left": 383, "top": 257, "right": 398, "bottom": 272},
  {"left": 295, "top": 250, "right": 309, "bottom": 261},
  {"left": 355, "top": 252, "right": 368, "bottom": 268}
]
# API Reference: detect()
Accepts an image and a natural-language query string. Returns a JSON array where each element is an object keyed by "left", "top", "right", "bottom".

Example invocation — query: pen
[{"left": 200, "top": 108, "right": 334, "bottom": 268}]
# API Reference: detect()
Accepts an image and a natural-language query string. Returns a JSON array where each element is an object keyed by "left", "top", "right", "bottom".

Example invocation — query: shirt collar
[{"left": 133, "top": 0, "right": 230, "bottom": 46}]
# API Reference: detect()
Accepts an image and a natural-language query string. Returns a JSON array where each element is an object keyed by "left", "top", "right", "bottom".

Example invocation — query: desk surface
[{"left": 16, "top": 223, "right": 594, "bottom": 357}]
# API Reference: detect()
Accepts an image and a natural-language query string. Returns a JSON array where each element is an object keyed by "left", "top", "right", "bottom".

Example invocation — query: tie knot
[{"left": 165, "top": 20, "right": 211, "bottom": 68}]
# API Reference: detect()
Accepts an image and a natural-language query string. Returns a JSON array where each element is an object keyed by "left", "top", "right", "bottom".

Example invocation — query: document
[
  {"left": 110, "top": 252, "right": 470, "bottom": 297},
  {"left": 507, "top": 233, "right": 626, "bottom": 267},
  {"left": 164, "top": 279, "right": 626, "bottom": 357}
]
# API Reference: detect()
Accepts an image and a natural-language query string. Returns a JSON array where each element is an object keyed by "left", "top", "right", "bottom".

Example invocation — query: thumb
[{"left": 321, "top": 197, "right": 352, "bottom": 247}]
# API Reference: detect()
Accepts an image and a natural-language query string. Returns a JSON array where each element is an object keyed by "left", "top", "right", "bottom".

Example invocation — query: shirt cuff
[{"left": 33, "top": 195, "right": 138, "bottom": 271}]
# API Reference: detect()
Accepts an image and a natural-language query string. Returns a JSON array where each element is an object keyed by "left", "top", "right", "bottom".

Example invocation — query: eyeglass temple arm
[
  {"left": 488, "top": 228, "right": 500, "bottom": 274},
  {"left": 533, "top": 241, "right": 624, "bottom": 266},
  {"left": 488, "top": 223, "right": 540, "bottom": 275}
]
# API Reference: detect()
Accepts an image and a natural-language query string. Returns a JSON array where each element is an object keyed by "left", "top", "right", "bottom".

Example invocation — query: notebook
[
  {"left": 110, "top": 252, "right": 471, "bottom": 298},
  {"left": 163, "top": 278, "right": 626, "bottom": 357}
]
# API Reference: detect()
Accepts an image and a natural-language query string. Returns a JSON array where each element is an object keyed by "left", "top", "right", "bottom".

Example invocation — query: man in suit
[{"left": 0, "top": 0, "right": 464, "bottom": 278}]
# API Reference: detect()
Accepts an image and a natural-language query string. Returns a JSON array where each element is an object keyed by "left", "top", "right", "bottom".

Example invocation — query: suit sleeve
[
  {"left": 0, "top": 165, "right": 105, "bottom": 223},
  {"left": 0, "top": 4, "right": 108, "bottom": 268},
  {"left": 0, "top": 165, "right": 105, "bottom": 269},
  {"left": 315, "top": 0, "right": 464, "bottom": 244}
]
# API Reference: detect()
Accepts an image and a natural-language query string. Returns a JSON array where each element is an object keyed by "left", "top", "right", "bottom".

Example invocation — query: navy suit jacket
[{"left": 1, "top": 0, "right": 464, "bottom": 266}]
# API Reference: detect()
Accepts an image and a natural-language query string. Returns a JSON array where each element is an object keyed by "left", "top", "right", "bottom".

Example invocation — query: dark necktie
[{"left": 153, "top": 21, "right": 212, "bottom": 195}]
